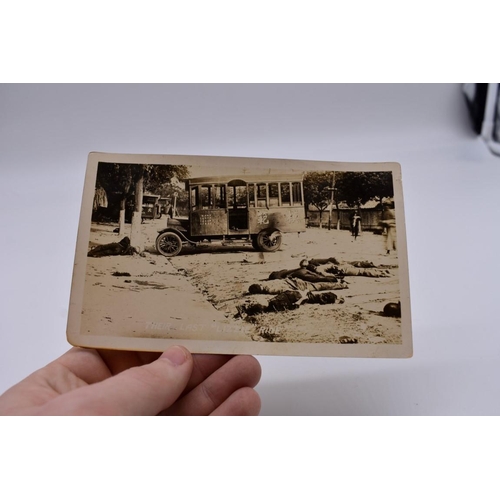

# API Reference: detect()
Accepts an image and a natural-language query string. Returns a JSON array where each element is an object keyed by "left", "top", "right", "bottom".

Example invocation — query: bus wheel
[
  {"left": 256, "top": 230, "right": 282, "bottom": 252},
  {"left": 156, "top": 232, "right": 183, "bottom": 257}
]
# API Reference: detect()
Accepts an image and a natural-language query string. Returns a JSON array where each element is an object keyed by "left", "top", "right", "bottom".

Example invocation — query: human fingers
[
  {"left": 160, "top": 355, "right": 261, "bottom": 416},
  {"left": 96, "top": 352, "right": 235, "bottom": 401},
  {"left": 50, "top": 349, "right": 161, "bottom": 387},
  {"left": 54, "top": 349, "right": 231, "bottom": 393},
  {"left": 182, "top": 354, "right": 234, "bottom": 395},
  {"left": 97, "top": 349, "right": 161, "bottom": 375},
  {"left": 210, "top": 387, "right": 261, "bottom": 416},
  {"left": 0, "top": 349, "right": 111, "bottom": 415},
  {"left": 41, "top": 346, "right": 193, "bottom": 415},
  {"left": 51, "top": 348, "right": 114, "bottom": 385}
]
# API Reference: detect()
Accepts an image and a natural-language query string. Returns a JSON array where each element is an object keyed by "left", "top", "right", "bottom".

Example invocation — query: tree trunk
[
  {"left": 319, "top": 211, "right": 323, "bottom": 229},
  {"left": 336, "top": 202, "right": 341, "bottom": 230},
  {"left": 172, "top": 193, "right": 178, "bottom": 218},
  {"left": 130, "top": 168, "right": 144, "bottom": 252},
  {"left": 119, "top": 197, "right": 126, "bottom": 236}
]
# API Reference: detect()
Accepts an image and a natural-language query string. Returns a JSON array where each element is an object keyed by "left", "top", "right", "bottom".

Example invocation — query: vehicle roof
[{"left": 185, "top": 173, "right": 304, "bottom": 186}]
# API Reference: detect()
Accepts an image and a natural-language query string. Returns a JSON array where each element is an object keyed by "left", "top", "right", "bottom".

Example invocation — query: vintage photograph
[{"left": 68, "top": 153, "right": 412, "bottom": 357}]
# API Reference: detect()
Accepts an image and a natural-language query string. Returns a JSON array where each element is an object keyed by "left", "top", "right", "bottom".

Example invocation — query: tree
[
  {"left": 335, "top": 171, "right": 394, "bottom": 208},
  {"left": 302, "top": 171, "right": 394, "bottom": 231},
  {"left": 95, "top": 163, "right": 134, "bottom": 234},
  {"left": 157, "top": 180, "right": 189, "bottom": 216},
  {"left": 303, "top": 172, "right": 333, "bottom": 228},
  {"left": 143, "top": 164, "right": 189, "bottom": 194},
  {"left": 130, "top": 165, "right": 145, "bottom": 251},
  {"left": 335, "top": 172, "right": 367, "bottom": 207},
  {"left": 95, "top": 163, "right": 190, "bottom": 248},
  {"left": 363, "top": 172, "right": 394, "bottom": 206},
  {"left": 331, "top": 171, "right": 346, "bottom": 230}
]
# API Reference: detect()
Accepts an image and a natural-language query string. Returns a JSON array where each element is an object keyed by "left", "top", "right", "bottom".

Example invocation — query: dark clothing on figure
[
  {"left": 306, "top": 291, "right": 338, "bottom": 305},
  {"left": 383, "top": 302, "right": 401, "bottom": 317},
  {"left": 268, "top": 268, "right": 338, "bottom": 282},
  {"left": 241, "top": 290, "right": 339, "bottom": 316},
  {"left": 248, "top": 279, "right": 347, "bottom": 295},
  {"left": 88, "top": 237, "right": 131, "bottom": 257},
  {"left": 267, "top": 291, "right": 304, "bottom": 312},
  {"left": 350, "top": 213, "right": 361, "bottom": 238},
  {"left": 309, "top": 257, "right": 340, "bottom": 266}
]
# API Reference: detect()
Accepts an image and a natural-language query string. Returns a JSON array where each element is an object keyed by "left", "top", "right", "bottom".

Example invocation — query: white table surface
[{"left": 1, "top": 83, "right": 499, "bottom": 415}]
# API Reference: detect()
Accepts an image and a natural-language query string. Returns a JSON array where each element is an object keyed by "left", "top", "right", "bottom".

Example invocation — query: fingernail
[{"left": 161, "top": 346, "right": 188, "bottom": 366}]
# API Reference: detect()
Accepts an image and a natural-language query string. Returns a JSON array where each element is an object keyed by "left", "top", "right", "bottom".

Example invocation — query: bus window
[
  {"left": 257, "top": 184, "right": 267, "bottom": 207},
  {"left": 191, "top": 187, "right": 198, "bottom": 211},
  {"left": 280, "top": 182, "right": 291, "bottom": 205},
  {"left": 227, "top": 185, "right": 235, "bottom": 208},
  {"left": 199, "top": 186, "right": 211, "bottom": 209},
  {"left": 269, "top": 183, "right": 279, "bottom": 206},
  {"left": 235, "top": 186, "right": 247, "bottom": 208},
  {"left": 214, "top": 185, "right": 226, "bottom": 208},
  {"left": 248, "top": 184, "right": 255, "bottom": 207},
  {"left": 227, "top": 185, "right": 247, "bottom": 209},
  {"left": 292, "top": 182, "right": 303, "bottom": 206}
]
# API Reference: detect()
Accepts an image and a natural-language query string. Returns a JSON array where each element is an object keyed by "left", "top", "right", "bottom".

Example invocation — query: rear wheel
[
  {"left": 256, "top": 230, "right": 282, "bottom": 252},
  {"left": 156, "top": 232, "right": 183, "bottom": 257}
]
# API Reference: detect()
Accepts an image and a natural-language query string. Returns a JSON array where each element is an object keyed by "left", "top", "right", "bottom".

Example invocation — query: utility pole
[
  {"left": 130, "top": 165, "right": 144, "bottom": 253},
  {"left": 172, "top": 192, "right": 178, "bottom": 217},
  {"left": 327, "top": 172, "right": 335, "bottom": 230}
]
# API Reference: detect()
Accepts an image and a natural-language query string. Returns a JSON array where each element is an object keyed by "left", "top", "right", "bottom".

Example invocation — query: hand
[{"left": 0, "top": 347, "right": 262, "bottom": 416}]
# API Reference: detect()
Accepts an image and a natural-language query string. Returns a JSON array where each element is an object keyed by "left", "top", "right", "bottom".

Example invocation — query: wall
[{"left": 1, "top": 83, "right": 499, "bottom": 415}]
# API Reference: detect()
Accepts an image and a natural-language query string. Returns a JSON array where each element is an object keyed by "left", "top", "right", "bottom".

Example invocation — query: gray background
[{"left": 1, "top": 84, "right": 499, "bottom": 415}]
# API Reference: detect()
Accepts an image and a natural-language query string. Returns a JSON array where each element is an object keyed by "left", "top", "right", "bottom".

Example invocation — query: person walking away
[
  {"left": 351, "top": 210, "right": 362, "bottom": 240},
  {"left": 381, "top": 203, "right": 397, "bottom": 254}
]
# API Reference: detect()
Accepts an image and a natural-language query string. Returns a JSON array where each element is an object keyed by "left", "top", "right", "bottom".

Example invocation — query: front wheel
[
  {"left": 251, "top": 235, "right": 260, "bottom": 250},
  {"left": 255, "top": 230, "right": 282, "bottom": 252},
  {"left": 156, "top": 232, "right": 183, "bottom": 257}
]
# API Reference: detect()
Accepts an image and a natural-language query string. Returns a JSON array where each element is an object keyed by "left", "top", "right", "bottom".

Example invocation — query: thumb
[{"left": 48, "top": 346, "right": 193, "bottom": 415}]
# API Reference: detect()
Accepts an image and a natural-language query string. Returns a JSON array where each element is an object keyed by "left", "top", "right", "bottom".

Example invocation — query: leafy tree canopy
[
  {"left": 96, "top": 163, "right": 190, "bottom": 198},
  {"left": 336, "top": 171, "right": 393, "bottom": 206},
  {"left": 303, "top": 171, "right": 394, "bottom": 210},
  {"left": 303, "top": 171, "right": 334, "bottom": 212}
]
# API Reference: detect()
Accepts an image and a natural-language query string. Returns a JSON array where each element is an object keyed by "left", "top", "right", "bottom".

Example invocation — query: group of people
[
  {"left": 349, "top": 204, "right": 397, "bottom": 254},
  {"left": 240, "top": 255, "right": 394, "bottom": 317}
]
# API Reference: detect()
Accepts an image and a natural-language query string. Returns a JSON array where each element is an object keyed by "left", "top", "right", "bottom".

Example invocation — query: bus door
[
  {"left": 190, "top": 184, "right": 228, "bottom": 236},
  {"left": 227, "top": 180, "right": 249, "bottom": 233}
]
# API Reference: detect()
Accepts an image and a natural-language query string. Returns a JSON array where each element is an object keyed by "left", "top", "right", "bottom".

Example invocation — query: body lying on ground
[
  {"left": 240, "top": 290, "right": 343, "bottom": 316},
  {"left": 317, "top": 263, "right": 391, "bottom": 278},
  {"left": 383, "top": 301, "right": 401, "bottom": 317},
  {"left": 308, "top": 258, "right": 392, "bottom": 278},
  {"left": 268, "top": 258, "right": 391, "bottom": 281},
  {"left": 268, "top": 267, "right": 340, "bottom": 282},
  {"left": 88, "top": 237, "right": 131, "bottom": 257},
  {"left": 249, "top": 278, "right": 348, "bottom": 295}
]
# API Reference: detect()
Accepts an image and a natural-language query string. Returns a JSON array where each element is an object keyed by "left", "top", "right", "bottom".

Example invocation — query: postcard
[{"left": 67, "top": 153, "right": 412, "bottom": 357}]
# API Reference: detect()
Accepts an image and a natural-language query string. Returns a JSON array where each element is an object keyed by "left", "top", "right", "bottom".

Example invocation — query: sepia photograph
[{"left": 68, "top": 153, "right": 412, "bottom": 357}]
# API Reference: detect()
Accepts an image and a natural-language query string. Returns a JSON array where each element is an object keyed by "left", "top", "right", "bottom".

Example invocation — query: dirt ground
[{"left": 82, "top": 217, "right": 401, "bottom": 345}]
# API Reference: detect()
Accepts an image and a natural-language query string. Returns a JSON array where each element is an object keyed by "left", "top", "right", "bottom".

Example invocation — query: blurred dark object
[
  {"left": 463, "top": 83, "right": 500, "bottom": 156},
  {"left": 463, "top": 83, "right": 488, "bottom": 134}
]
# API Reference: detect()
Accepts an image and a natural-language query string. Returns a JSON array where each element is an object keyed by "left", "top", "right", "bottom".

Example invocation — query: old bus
[{"left": 155, "top": 174, "right": 306, "bottom": 257}]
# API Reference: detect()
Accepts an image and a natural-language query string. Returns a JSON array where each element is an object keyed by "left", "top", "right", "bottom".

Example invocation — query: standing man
[
  {"left": 381, "top": 203, "right": 397, "bottom": 254},
  {"left": 350, "top": 210, "right": 362, "bottom": 240}
]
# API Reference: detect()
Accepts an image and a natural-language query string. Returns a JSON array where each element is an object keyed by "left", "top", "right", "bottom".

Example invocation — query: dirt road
[
  {"left": 82, "top": 218, "right": 401, "bottom": 344},
  {"left": 81, "top": 219, "right": 244, "bottom": 341}
]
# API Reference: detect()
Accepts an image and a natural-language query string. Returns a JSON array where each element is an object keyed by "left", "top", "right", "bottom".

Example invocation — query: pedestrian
[
  {"left": 350, "top": 210, "right": 361, "bottom": 240},
  {"left": 381, "top": 203, "right": 397, "bottom": 254}
]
